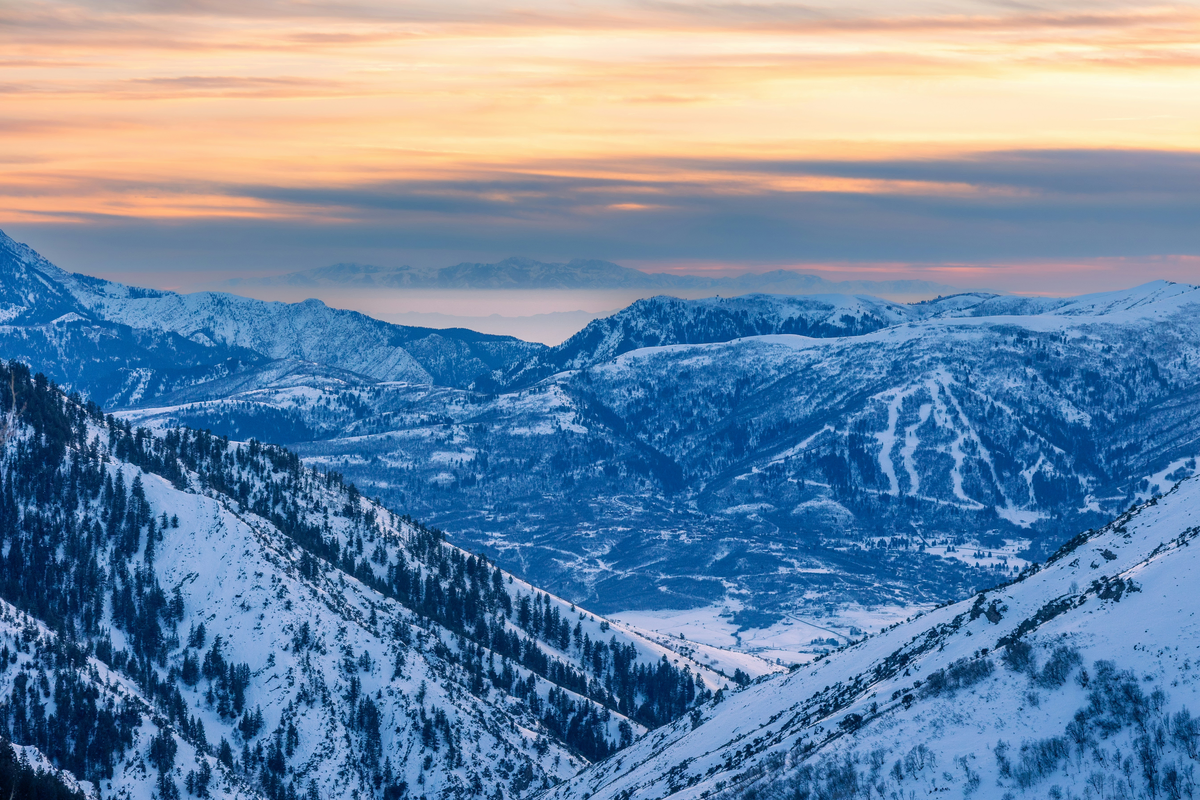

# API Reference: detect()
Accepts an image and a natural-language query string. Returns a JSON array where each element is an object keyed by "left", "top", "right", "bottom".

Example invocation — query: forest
[{"left": 0, "top": 361, "right": 713, "bottom": 799}]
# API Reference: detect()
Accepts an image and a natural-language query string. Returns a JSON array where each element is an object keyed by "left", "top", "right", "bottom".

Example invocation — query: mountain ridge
[
  {"left": 0, "top": 229, "right": 547, "bottom": 408},
  {"left": 505, "top": 281, "right": 1199, "bottom": 387},
  {"left": 224, "top": 257, "right": 970, "bottom": 298}
]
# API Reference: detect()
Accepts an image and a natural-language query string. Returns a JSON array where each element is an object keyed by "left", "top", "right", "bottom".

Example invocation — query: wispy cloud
[
  {"left": 2, "top": 0, "right": 1199, "bottom": 288},
  {"left": 7, "top": 149, "right": 1199, "bottom": 261}
]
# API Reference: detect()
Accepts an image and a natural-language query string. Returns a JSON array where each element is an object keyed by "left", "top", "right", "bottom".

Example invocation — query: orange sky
[{"left": 3, "top": 1, "right": 1200, "bottom": 286}]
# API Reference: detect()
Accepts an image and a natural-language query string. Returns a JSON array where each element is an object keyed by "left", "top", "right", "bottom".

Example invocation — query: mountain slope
[
  {"left": 494, "top": 294, "right": 926, "bottom": 388},
  {"left": 0, "top": 595, "right": 238, "bottom": 800},
  {"left": 0, "top": 229, "right": 544, "bottom": 406},
  {"left": 544, "top": 474, "right": 1200, "bottom": 800},
  {"left": 0, "top": 233, "right": 89, "bottom": 325},
  {"left": 0, "top": 361, "right": 760, "bottom": 800}
]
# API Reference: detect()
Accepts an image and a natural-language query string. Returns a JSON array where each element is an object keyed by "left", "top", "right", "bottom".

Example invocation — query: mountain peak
[
  {"left": 0, "top": 227, "right": 58, "bottom": 273},
  {"left": 0, "top": 228, "right": 87, "bottom": 323}
]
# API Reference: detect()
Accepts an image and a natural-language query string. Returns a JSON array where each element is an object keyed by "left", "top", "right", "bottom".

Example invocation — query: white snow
[{"left": 547, "top": 474, "right": 1200, "bottom": 800}]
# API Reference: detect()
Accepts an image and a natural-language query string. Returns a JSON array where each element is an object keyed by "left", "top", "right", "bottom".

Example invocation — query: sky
[{"left": 3, "top": 0, "right": 1200, "bottom": 297}]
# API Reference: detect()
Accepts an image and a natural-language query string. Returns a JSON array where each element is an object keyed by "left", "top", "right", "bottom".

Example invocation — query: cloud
[
  {"left": 6, "top": 149, "right": 1200, "bottom": 272},
  {"left": 4, "top": 0, "right": 1199, "bottom": 292},
  {"left": 119, "top": 74, "right": 354, "bottom": 98},
  {"left": 686, "top": 150, "right": 1200, "bottom": 197},
  {"left": 9, "top": 0, "right": 1200, "bottom": 50},
  {"left": 16, "top": 0, "right": 1198, "bottom": 31}
]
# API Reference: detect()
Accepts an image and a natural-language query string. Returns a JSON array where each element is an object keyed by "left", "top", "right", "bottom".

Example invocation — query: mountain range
[
  {"left": 0, "top": 227, "right": 1199, "bottom": 800},
  {"left": 125, "top": 284, "right": 1200, "bottom": 625},
  {"left": 0, "top": 230, "right": 541, "bottom": 408},
  {"left": 3, "top": 228, "right": 1200, "bottom": 634},
  {"left": 223, "top": 257, "right": 966, "bottom": 299}
]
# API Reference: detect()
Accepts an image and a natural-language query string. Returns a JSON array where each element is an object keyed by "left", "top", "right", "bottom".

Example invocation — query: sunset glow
[{"left": 4, "top": 1, "right": 1200, "bottom": 284}]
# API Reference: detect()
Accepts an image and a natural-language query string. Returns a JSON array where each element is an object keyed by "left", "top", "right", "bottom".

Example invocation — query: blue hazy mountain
[
  {"left": 227, "top": 256, "right": 966, "bottom": 296},
  {"left": 0, "top": 229, "right": 544, "bottom": 407}
]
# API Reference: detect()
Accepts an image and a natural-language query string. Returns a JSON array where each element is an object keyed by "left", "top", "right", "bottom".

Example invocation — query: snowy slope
[
  {"left": 0, "top": 362, "right": 771, "bottom": 800},
  {"left": 0, "top": 229, "right": 544, "bottom": 403},
  {"left": 0, "top": 230, "right": 86, "bottom": 324},
  {"left": 543, "top": 475, "right": 1200, "bottom": 800},
  {"left": 70, "top": 288, "right": 432, "bottom": 384},
  {"left": 0, "top": 599, "right": 250, "bottom": 800}
]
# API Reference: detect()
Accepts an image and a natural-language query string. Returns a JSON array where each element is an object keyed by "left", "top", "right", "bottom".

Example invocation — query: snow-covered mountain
[
  {"left": 121, "top": 281, "right": 1200, "bottom": 635},
  {"left": 0, "top": 229, "right": 544, "bottom": 407},
  {"left": 492, "top": 294, "right": 929, "bottom": 388},
  {"left": 0, "top": 360, "right": 764, "bottom": 800},
  {"left": 544, "top": 473, "right": 1200, "bottom": 800},
  {"left": 6, "top": 228, "right": 1200, "bottom": 652},
  {"left": 494, "top": 288, "right": 1184, "bottom": 388},
  {"left": 226, "top": 258, "right": 963, "bottom": 298}
]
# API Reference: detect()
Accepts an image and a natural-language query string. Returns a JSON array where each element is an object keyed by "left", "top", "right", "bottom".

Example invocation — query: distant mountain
[
  {"left": 545, "top": 476, "right": 1200, "bottom": 800},
  {"left": 227, "top": 257, "right": 967, "bottom": 298},
  {"left": 492, "top": 291, "right": 1106, "bottom": 388},
  {"left": 121, "top": 281, "right": 1200, "bottom": 629},
  {"left": 0, "top": 229, "right": 545, "bottom": 407},
  {"left": 493, "top": 294, "right": 938, "bottom": 388},
  {"left": 0, "top": 359, "right": 757, "bottom": 800}
]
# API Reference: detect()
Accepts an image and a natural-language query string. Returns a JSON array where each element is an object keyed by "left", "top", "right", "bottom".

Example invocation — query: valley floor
[{"left": 610, "top": 601, "right": 933, "bottom": 666}]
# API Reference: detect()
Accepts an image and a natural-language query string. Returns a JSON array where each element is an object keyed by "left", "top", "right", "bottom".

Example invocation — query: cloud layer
[{"left": 3, "top": 0, "right": 1200, "bottom": 289}]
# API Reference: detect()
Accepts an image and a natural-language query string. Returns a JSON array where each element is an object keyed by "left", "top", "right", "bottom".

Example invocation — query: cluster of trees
[
  {"left": 0, "top": 650, "right": 142, "bottom": 785},
  {"left": 283, "top": 492, "right": 711, "bottom": 759},
  {"left": 168, "top": 402, "right": 315, "bottom": 445},
  {"left": 0, "top": 735, "right": 84, "bottom": 800},
  {"left": 0, "top": 365, "right": 187, "bottom": 788},
  {"left": 372, "top": 523, "right": 709, "bottom": 755}
]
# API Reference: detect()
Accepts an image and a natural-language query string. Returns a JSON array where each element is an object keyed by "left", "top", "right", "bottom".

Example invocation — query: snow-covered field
[
  {"left": 612, "top": 601, "right": 933, "bottom": 666},
  {"left": 921, "top": 538, "right": 1030, "bottom": 572}
]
